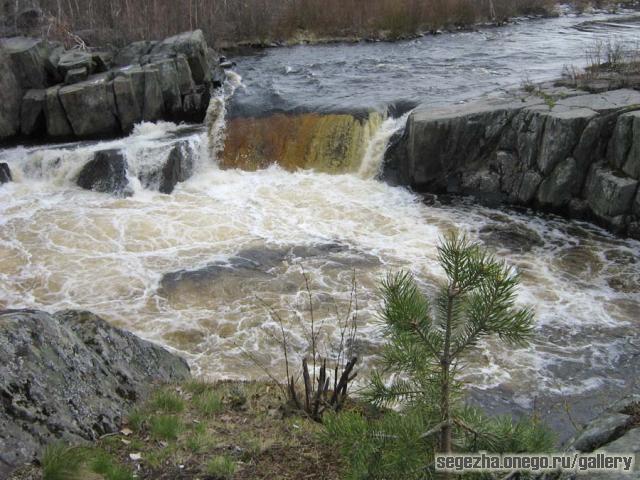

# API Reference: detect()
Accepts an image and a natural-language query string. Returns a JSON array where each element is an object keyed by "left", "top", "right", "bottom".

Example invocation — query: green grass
[
  {"left": 89, "top": 450, "right": 134, "bottom": 480},
  {"left": 42, "top": 443, "right": 85, "bottom": 480},
  {"left": 206, "top": 455, "right": 236, "bottom": 478},
  {"left": 149, "top": 390, "right": 185, "bottom": 414},
  {"left": 194, "top": 391, "right": 224, "bottom": 417},
  {"left": 183, "top": 379, "right": 216, "bottom": 395},
  {"left": 149, "top": 415, "right": 182, "bottom": 441},
  {"left": 126, "top": 406, "right": 147, "bottom": 433}
]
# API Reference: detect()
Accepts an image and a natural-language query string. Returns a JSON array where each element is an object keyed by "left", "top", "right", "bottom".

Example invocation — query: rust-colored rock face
[{"left": 221, "top": 112, "right": 382, "bottom": 173}]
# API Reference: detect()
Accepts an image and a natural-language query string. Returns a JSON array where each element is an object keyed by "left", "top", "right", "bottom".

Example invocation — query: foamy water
[{"left": 1, "top": 114, "right": 639, "bottom": 409}]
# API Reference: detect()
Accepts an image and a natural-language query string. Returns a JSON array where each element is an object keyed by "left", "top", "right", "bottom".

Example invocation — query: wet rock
[
  {"left": 0, "top": 309, "right": 190, "bottom": 474},
  {"left": 59, "top": 76, "right": 120, "bottom": 138},
  {"left": 63, "top": 66, "right": 88, "bottom": 84},
  {"left": 44, "top": 86, "right": 73, "bottom": 138},
  {"left": 0, "top": 163, "right": 11, "bottom": 183},
  {"left": 585, "top": 165, "right": 638, "bottom": 218},
  {"left": 57, "top": 50, "right": 94, "bottom": 76},
  {"left": 113, "top": 75, "right": 142, "bottom": 133},
  {"left": 479, "top": 222, "right": 544, "bottom": 253},
  {"left": 20, "top": 89, "right": 45, "bottom": 136},
  {"left": 0, "top": 50, "right": 21, "bottom": 139},
  {"left": 76, "top": 149, "right": 131, "bottom": 196},
  {"left": 571, "top": 413, "right": 632, "bottom": 452},
  {"left": 0, "top": 37, "right": 48, "bottom": 89},
  {"left": 149, "top": 30, "right": 210, "bottom": 84},
  {"left": 536, "top": 157, "right": 579, "bottom": 209},
  {"left": 139, "top": 140, "right": 196, "bottom": 194}
]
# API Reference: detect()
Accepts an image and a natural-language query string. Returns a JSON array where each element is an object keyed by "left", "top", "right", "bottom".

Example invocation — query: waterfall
[{"left": 357, "top": 112, "right": 410, "bottom": 180}]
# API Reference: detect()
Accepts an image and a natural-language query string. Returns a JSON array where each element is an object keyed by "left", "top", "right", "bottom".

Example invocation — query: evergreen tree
[{"left": 366, "top": 233, "right": 535, "bottom": 453}]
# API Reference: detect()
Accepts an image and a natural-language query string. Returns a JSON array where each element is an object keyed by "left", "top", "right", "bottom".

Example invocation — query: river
[{"left": 1, "top": 10, "right": 640, "bottom": 438}]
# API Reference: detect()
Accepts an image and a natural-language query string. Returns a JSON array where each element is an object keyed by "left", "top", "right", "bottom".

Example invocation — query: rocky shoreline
[
  {"left": 385, "top": 85, "right": 640, "bottom": 240},
  {"left": 0, "top": 29, "right": 225, "bottom": 145}
]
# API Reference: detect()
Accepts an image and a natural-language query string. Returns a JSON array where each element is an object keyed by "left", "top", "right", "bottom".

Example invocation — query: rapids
[{"left": 1, "top": 11, "right": 640, "bottom": 437}]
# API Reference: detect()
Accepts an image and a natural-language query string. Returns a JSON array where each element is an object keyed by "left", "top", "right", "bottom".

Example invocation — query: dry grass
[{"left": 17, "top": 0, "right": 564, "bottom": 48}]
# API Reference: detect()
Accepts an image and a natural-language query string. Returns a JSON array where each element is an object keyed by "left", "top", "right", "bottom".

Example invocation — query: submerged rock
[
  {"left": 0, "top": 309, "right": 190, "bottom": 476},
  {"left": 76, "top": 149, "right": 131, "bottom": 196},
  {"left": 479, "top": 222, "right": 544, "bottom": 253}
]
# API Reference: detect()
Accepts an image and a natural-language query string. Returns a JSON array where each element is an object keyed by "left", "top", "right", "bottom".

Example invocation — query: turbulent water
[{"left": 1, "top": 11, "right": 640, "bottom": 436}]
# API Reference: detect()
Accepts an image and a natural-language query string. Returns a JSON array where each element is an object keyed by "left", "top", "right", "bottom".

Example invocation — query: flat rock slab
[
  {"left": 556, "top": 89, "right": 640, "bottom": 114},
  {"left": 0, "top": 309, "right": 190, "bottom": 475}
]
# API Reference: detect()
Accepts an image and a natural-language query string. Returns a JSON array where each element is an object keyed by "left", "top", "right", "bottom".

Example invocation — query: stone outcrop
[
  {"left": 0, "top": 309, "right": 190, "bottom": 476},
  {"left": 386, "top": 87, "right": 640, "bottom": 239},
  {"left": 0, "top": 29, "right": 225, "bottom": 143}
]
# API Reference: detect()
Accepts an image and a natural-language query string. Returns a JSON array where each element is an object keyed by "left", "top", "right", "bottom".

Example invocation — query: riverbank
[{"left": 3, "top": 1, "right": 637, "bottom": 51}]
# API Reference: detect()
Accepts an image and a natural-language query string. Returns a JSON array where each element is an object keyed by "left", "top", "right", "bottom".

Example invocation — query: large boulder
[
  {"left": 58, "top": 75, "right": 120, "bottom": 138},
  {"left": 0, "top": 309, "right": 190, "bottom": 475},
  {"left": 585, "top": 165, "right": 638, "bottom": 219},
  {"left": 0, "top": 50, "right": 22, "bottom": 139},
  {"left": 149, "top": 30, "right": 210, "bottom": 84},
  {"left": 76, "top": 149, "right": 131, "bottom": 196}
]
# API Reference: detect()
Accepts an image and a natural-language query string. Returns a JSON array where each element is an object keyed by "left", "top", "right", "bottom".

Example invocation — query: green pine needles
[{"left": 366, "top": 233, "right": 535, "bottom": 453}]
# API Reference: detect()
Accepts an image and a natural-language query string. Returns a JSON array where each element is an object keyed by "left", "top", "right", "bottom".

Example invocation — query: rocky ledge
[
  {"left": 385, "top": 87, "right": 640, "bottom": 239},
  {"left": 0, "top": 30, "right": 225, "bottom": 144},
  {"left": 0, "top": 309, "right": 191, "bottom": 477}
]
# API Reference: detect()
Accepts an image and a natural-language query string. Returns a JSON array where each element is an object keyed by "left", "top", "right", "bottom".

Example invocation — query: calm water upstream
[{"left": 1, "top": 10, "right": 640, "bottom": 438}]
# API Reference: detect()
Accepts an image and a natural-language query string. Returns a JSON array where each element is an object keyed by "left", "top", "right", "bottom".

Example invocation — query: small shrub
[
  {"left": 194, "top": 391, "right": 224, "bottom": 417},
  {"left": 41, "top": 443, "right": 85, "bottom": 480},
  {"left": 150, "top": 390, "right": 185, "bottom": 414},
  {"left": 150, "top": 415, "right": 182, "bottom": 441},
  {"left": 206, "top": 455, "right": 236, "bottom": 478}
]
